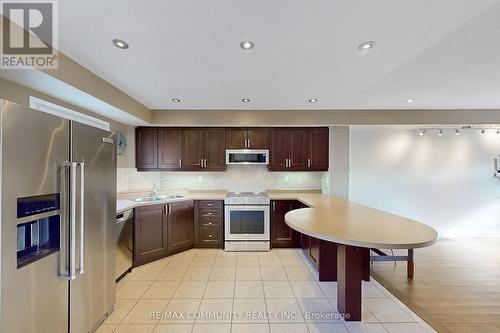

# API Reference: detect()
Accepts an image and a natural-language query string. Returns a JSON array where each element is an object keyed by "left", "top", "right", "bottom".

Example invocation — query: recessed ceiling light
[
  {"left": 358, "top": 41, "right": 375, "bottom": 51},
  {"left": 172, "top": 98, "right": 181, "bottom": 103},
  {"left": 112, "top": 39, "right": 129, "bottom": 49},
  {"left": 407, "top": 99, "right": 414, "bottom": 103},
  {"left": 309, "top": 98, "right": 318, "bottom": 103},
  {"left": 240, "top": 41, "right": 254, "bottom": 50},
  {"left": 241, "top": 98, "right": 250, "bottom": 103}
]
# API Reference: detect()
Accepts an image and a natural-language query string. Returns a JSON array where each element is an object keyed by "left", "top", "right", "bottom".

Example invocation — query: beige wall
[
  {"left": 151, "top": 109, "right": 500, "bottom": 126},
  {"left": 0, "top": 77, "right": 135, "bottom": 168}
]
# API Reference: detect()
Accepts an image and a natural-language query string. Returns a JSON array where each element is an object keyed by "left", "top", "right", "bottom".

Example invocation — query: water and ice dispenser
[{"left": 16, "top": 194, "right": 61, "bottom": 268}]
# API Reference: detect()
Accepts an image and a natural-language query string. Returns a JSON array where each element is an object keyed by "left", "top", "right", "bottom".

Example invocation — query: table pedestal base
[{"left": 337, "top": 245, "right": 370, "bottom": 321}]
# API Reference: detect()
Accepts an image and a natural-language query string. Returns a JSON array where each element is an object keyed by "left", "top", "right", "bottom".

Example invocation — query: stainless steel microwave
[{"left": 225, "top": 149, "right": 269, "bottom": 165}]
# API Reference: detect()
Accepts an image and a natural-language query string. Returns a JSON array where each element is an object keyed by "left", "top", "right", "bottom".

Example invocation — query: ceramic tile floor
[{"left": 97, "top": 248, "right": 436, "bottom": 333}]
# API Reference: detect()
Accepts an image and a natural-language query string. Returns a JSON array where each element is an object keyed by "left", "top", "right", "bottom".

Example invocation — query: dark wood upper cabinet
[
  {"left": 204, "top": 128, "right": 226, "bottom": 170},
  {"left": 133, "top": 204, "right": 167, "bottom": 266},
  {"left": 167, "top": 201, "right": 194, "bottom": 255},
  {"left": 290, "top": 128, "right": 308, "bottom": 170},
  {"left": 136, "top": 127, "right": 158, "bottom": 170},
  {"left": 158, "top": 128, "right": 182, "bottom": 170},
  {"left": 182, "top": 128, "right": 205, "bottom": 170},
  {"left": 271, "top": 200, "right": 300, "bottom": 248},
  {"left": 182, "top": 128, "right": 226, "bottom": 171},
  {"left": 226, "top": 128, "right": 269, "bottom": 149},
  {"left": 269, "top": 127, "right": 328, "bottom": 171},
  {"left": 225, "top": 128, "right": 247, "bottom": 149},
  {"left": 307, "top": 127, "right": 329, "bottom": 170},
  {"left": 136, "top": 127, "right": 325, "bottom": 172},
  {"left": 269, "top": 128, "right": 290, "bottom": 170},
  {"left": 247, "top": 128, "right": 269, "bottom": 149}
]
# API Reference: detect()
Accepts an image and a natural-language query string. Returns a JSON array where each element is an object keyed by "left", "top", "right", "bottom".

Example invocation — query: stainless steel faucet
[{"left": 152, "top": 182, "right": 160, "bottom": 198}]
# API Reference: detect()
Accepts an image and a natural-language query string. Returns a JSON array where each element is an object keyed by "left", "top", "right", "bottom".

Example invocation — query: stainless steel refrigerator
[{"left": 0, "top": 100, "right": 117, "bottom": 333}]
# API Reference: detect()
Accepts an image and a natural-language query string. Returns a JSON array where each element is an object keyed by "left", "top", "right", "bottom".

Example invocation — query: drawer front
[
  {"left": 199, "top": 218, "right": 221, "bottom": 227},
  {"left": 198, "top": 208, "right": 222, "bottom": 219},
  {"left": 199, "top": 200, "right": 223, "bottom": 210},
  {"left": 199, "top": 225, "right": 221, "bottom": 243}
]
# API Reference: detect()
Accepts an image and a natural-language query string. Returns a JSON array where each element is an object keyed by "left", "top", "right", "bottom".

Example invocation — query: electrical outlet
[{"left": 284, "top": 176, "right": 289, "bottom": 183}]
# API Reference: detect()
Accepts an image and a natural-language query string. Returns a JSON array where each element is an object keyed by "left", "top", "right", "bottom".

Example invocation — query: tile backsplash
[{"left": 117, "top": 165, "right": 325, "bottom": 193}]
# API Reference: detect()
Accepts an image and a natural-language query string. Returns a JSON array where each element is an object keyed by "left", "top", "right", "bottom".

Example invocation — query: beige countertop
[
  {"left": 276, "top": 191, "right": 438, "bottom": 249},
  {"left": 117, "top": 189, "right": 438, "bottom": 250},
  {"left": 116, "top": 190, "right": 227, "bottom": 213}
]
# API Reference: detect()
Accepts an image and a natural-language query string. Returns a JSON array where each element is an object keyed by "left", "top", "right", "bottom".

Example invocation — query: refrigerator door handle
[
  {"left": 63, "top": 161, "right": 78, "bottom": 280},
  {"left": 78, "top": 162, "right": 85, "bottom": 275}
]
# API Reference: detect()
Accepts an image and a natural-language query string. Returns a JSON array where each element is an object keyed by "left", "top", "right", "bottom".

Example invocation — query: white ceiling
[{"left": 58, "top": 0, "right": 500, "bottom": 110}]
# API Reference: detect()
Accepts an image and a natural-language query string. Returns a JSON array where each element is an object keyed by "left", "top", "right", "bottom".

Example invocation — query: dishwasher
[{"left": 115, "top": 209, "right": 134, "bottom": 282}]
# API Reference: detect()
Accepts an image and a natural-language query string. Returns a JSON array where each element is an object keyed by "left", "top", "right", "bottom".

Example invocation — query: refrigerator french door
[{"left": 0, "top": 100, "right": 116, "bottom": 333}]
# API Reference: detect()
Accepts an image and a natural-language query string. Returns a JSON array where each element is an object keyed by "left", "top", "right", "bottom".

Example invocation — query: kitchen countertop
[
  {"left": 116, "top": 190, "right": 227, "bottom": 213},
  {"left": 117, "top": 189, "right": 438, "bottom": 250},
  {"left": 277, "top": 191, "right": 438, "bottom": 250}
]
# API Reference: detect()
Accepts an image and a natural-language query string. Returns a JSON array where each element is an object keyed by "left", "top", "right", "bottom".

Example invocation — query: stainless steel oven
[{"left": 224, "top": 192, "right": 270, "bottom": 251}]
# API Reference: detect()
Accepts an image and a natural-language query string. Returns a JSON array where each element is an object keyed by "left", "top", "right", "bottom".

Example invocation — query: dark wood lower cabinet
[
  {"left": 271, "top": 200, "right": 300, "bottom": 248},
  {"left": 133, "top": 201, "right": 194, "bottom": 267},
  {"left": 309, "top": 237, "right": 320, "bottom": 264},
  {"left": 167, "top": 201, "right": 194, "bottom": 255},
  {"left": 133, "top": 204, "right": 168, "bottom": 266},
  {"left": 194, "top": 200, "right": 224, "bottom": 248}
]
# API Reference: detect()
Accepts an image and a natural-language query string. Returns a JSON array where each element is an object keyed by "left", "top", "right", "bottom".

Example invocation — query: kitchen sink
[{"left": 132, "top": 194, "right": 184, "bottom": 203}]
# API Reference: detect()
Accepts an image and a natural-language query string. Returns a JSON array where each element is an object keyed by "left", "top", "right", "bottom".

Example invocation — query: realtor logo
[{"left": 1, "top": 0, "right": 58, "bottom": 69}]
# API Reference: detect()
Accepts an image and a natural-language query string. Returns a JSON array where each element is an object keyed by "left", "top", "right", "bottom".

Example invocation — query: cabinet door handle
[
  {"left": 208, "top": 234, "right": 213, "bottom": 238},
  {"left": 272, "top": 201, "right": 276, "bottom": 210},
  {"left": 179, "top": 158, "right": 182, "bottom": 167},
  {"left": 248, "top": 139, "right": 251, "bottom": 148},
  {"left": 165, "top": 205, "right": 169, "bottom": 215},
  {"left": 307, "top": 158, "right": 311, "bottom": 168},
  {"left": 204, "top": 159, "right": 207, "bottom": 168}
]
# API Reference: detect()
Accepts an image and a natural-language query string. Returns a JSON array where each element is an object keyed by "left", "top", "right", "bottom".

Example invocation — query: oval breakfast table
[{"left": 285, "top": 197, "right": 438, "bottom": 321}]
